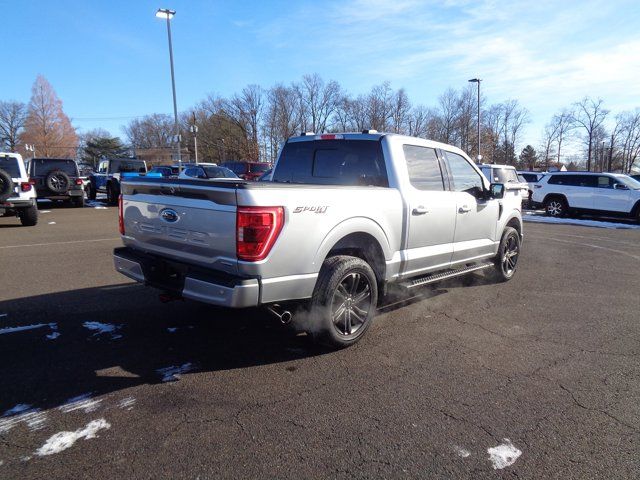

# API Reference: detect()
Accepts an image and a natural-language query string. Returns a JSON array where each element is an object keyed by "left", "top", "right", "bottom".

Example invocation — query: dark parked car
[
  {"left": 221, "top": 161, "right": 271, "bottom": 181},
  {"left": 147, "top": 166, "right": 175, "bottom": 177},
  {"left": 88, "top": 158, "right": 147, "bottom": 205},
  {"left": 26, "top": 158, "right": 85, "bottom": 207}
]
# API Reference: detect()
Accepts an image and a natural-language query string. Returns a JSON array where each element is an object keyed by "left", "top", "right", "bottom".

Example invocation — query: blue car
[{"left": 87, "top": 158, "right": 147, "bottom": 205}]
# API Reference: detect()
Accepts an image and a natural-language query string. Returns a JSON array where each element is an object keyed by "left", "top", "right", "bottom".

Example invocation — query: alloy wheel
[{"left": 330, "top": 272, "right": 372, "bottom": 336}]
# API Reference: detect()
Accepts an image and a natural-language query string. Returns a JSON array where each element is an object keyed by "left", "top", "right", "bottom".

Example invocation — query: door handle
[
  {"left": 458, "top": 205, "right": 471, "bottom": 213},
  {"left": 412, "top": 206, "right": 429, "bottom": 215}
]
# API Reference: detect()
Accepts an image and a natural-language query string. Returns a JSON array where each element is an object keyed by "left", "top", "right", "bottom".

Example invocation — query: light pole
[
  {"left": 190, "top": 124, "right": 199, "bottom": 164},
  {"left": 25, "top": 144, "right": 36, "bottom": 158},
  {"left": 468, "top": 78, "right": 481, "bottom": 163},
  {"left": 156, "top": 8, "right": 181, "bottom": 164}
]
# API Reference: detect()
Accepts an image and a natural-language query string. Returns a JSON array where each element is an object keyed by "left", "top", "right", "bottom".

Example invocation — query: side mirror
[
  {"left": 490, "top": 183, "right": 505, "bottom": 199},
  {"left": 614, "top": 183, "right": 628, "bottom": 190}
]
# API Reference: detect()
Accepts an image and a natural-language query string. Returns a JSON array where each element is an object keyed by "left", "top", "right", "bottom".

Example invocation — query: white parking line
[{"left": 0, "top": 238, "right": 120, "bottom": 250}]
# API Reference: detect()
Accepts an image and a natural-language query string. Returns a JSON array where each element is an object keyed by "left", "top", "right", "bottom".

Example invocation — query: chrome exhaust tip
[{"left": 267, "top": 305, "right": 292, "bottom": 325}]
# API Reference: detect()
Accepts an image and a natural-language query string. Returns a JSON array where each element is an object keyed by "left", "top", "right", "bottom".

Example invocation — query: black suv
[{"left": 26, "top": 158, "right": 85, "bottom": 207}]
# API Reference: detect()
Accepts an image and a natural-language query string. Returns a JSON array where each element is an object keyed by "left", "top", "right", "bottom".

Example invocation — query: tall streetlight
[
  {"left": 468, "top": 78, "right": 481, "bottom": 163},
  {"left": 156, "top": 8, "right": 181, "bottom": 163}
]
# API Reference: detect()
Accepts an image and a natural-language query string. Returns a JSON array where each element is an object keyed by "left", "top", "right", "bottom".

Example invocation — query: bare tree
[
  {"left": 0, "top": 101, "right": 27, "bottom": 152},
  {"left": 407, "top": 105, "right": 434, "bottom": 138},
  {"left": 366, "top": 82, "right": 394, "bottom": 131},
  {"left": 571, "top": 97, "right": 609, "bottom": 171},
  {"left": 124, "top": 114, "right": 174, "bottom": 149},
  {"left": 616, "top": 109, "right": 640, "bottom": 173},
  {"left": 294, "top": 74, "right": 342, "bottom": 134},
  {"left": 19, "top": 75, "right": 78, "bottom": 158},
  {"left": 390, "top": 88, "right": 411, "bottom": 134},
  {"left": 434, "top": 88, "right": 458, "bottom": 145},
  {"left": 262, "top": 84, "right": 300, "bottom": 161}
]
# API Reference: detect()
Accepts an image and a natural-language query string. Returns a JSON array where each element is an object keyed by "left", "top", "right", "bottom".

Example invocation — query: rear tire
[
  {"left": 544, "top": 196, "right": 568, "bottom": 217},
  {"left": 309, "top": 255, "right": 378, "bottom": 349},
  {"left": 19, "top": 204, "right": 38, "bottom": 226},
  {"left": 106, "top": 183, "right": 119, "bottom": 206},
  {"left": 487, "top": 227, "right": 520, "bottom": 283},
  {"left": 72, "top": 196, "right": 85, "bottom": 208}
]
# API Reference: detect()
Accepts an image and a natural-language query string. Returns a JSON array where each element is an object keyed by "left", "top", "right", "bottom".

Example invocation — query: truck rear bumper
[{"left": 113, "top": 247, "right": 260, "bottom": 308}]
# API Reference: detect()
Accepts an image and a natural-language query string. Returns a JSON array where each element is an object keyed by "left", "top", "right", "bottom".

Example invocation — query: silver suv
[{"left": 0, "top": 152, "right": 38, "bottom": 226}]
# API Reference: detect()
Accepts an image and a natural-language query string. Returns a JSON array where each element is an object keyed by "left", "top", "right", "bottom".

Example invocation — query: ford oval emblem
[{"left": 160, "top": 208, "right": 179, "bottom": 223}]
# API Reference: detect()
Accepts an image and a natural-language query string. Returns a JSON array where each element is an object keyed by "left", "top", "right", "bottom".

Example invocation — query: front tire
[
  {"left": 310, "top": 255, "right": 378, "bottom": 349},
  {"left": 72, "top": 195, "right": 85, "bottom": 208},
  {"left": 87, "top": 182, "right": 96, "bottom": 200},
  {"left": 19, "top": 205, "right": 38, "bottom": 226},
  {"left": 487, "top": 227, "right": 520, "bottom": 283}
]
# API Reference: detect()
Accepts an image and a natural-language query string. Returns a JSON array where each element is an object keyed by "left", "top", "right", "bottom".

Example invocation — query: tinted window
[
  {"left": 184, "top": 167, "right": 202, "bottom": 178},
  {"left": 444, "top": 151, "right": 483, "bottom": 193},
  {"left": 548, "top": 175, "right": 596, "bottom": 187},
  {"left": 0, "top": 156, "right": 21, "bottom": 178},
  {"left": 403, "top": 145, "right": 444, "bottom": 191},
  {"left": 116, "top": 161, "right": 146, "bottom": 173},
  {"left": 274, "top": 140, "right": 388, "bottom": 187},
  {"left": 248, "top": 163, "right": 270, "bottom": 173},
  {"left": 223, "top": 162, "right": 246, "bottom": 174},
  {"left": 32, "top": 159, "right": 77, "bottom": 176},
  {"left": 521, "top": 173, "right": 539, "bottom": 183}
]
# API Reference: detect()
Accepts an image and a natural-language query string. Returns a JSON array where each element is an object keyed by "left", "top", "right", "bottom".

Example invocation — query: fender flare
[{"left": 313, "top": 217, "right": 393, "bottom": 269}]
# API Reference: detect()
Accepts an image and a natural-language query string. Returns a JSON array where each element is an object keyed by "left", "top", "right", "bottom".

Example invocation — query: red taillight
[
  {"left": 75, "top": 178, "right": 83, "bottom": 185},
  {"left": 118, "top": 194, "right": 125, "bottom": 235},
  {"left": 20, "top": 182, "right": 32, "bottom": 192},
  {"left": 236, "top": 206, "right": 284, "bottom": 261}
]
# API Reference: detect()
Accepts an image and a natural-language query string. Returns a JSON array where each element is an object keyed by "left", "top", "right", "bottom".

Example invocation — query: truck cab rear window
[{"left": 274, "top": 140, "right": 388, "bottom": 187}]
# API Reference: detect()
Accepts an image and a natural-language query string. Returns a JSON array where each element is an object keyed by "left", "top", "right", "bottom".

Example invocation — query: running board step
[{"left": 401, "top": 262, "right": 494, "bottom": 289}]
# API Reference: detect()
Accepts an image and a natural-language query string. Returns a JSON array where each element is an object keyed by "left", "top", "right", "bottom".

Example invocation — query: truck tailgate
[{"left": 120, "top": 179, "right": 239, "bottom": 275}]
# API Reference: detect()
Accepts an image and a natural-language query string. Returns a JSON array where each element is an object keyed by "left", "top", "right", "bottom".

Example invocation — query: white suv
[
  {"left": 0, "top": 152, "right": 38, "bottom": 226},
  {"left": 531, "top": 172, "right": 640, "bottom": 222}
]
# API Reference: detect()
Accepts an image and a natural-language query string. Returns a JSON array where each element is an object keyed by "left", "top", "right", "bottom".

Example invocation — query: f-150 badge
[{"left": 293, "top": 206, "right": 328, "bottom": 214}]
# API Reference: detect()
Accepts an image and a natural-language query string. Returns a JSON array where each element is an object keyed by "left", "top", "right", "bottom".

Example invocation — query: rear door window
[
  {"left": 274, "top": 140, "right": 388, "bottom": 186},
  {"left": 0, "top": 156, "right": 22, "bottom": 178},
  {"left": 596, "top": 176, "right": 614, "bottom": 188},
  {"left": 32, "top": 159, "right": 77, "bottom": 176},
  {"left": 493, "top": 168, "right": 519, "bottom": 183},
  {"left": 403, "top": 145, "right": 444, "bottom": 191}
]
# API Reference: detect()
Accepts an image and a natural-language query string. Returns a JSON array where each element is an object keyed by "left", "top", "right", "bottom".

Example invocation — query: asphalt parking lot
[{"left": 1, "top": 203, "right": 639, "bottom": 479}]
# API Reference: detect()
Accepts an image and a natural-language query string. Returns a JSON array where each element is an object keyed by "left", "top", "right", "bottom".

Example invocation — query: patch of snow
[
  {"left": 0, "top": 459, "right": 3, "bottom": 466},
  {"left": 35, "top": 418, "right": 111, "bottom": 456},
  {"left": 59, "top": 394, "right": 102, "bottom": 413},
  {"left": 523, "top": 211, "right": 640, "bottom": 230},
  {"left": 117, "top": 396, "right": 136, "bottom": 410},
  {"left": 3, "top": 404, "right": 31, "bottom": 416},
  {"left": 94, "top": 206, "right": 108, "bottom": 210},
  {"left": 487, "top": 439, "right": 522, "bottom": 470},
  {"left": 157, "top": 362, "right": 196, "bottom": 382},
  {"left": 46, "top": 332, "right": 61, "bottom": 340},
  {"left": 0, "top": 323, "right": 49, "bottom": 335},
  {"left": 39, "top": 210, "right": 51, "bottom": 213},
  {"left": 454, "top": 445, "right": 471, "bottom": 458},
  {"left": 20, "top": 456, "right": 31, "bottom": 462},
  {"left": 48, "top": 221, "right": 56, "bottom": 225},
  {"left": 167, "top": 327, "right": 178, "bottom": 333},
  {"left": 0, "top": 406, "right": 47, "bottom": 433},
  {"left": 83, "top": 321, "right": 122, "bottom": 340}
]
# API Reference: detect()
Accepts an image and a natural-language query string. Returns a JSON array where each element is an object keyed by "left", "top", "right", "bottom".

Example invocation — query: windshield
[
  {"left": 32, "top": 159, "right": 77, "bottom": 176},
  {"left": 204, "top": 167, "right": 237, "bottom": 178},
  {"left": 491, "top": 168, "right": 520, "bottom": 183},
  {"left": 616, "top": 175, "right": 640, "bottom": 190},
  {"left": 0, "top": 156, "right": 22, "bottom": 179}
]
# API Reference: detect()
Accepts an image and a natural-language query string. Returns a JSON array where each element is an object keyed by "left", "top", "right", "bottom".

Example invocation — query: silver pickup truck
[{"left": 114, "top": 132, "right": 523, "bottom": 348}]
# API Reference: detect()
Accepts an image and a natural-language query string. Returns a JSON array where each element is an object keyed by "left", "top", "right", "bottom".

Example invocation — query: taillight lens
[
  {"left": 75, "top": 178, "right": 83, "bottom": 185},
  {"left": 118, "top": 194, "right": 125, "bottom": 235},
  {"left": 236, "top": 206, "right": 284, "bottom": 261},
  {"left": 20, "top": 182, "right": 32, "bottom": 192}
]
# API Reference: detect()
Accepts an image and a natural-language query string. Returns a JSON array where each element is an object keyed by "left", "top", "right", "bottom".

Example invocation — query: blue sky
[{"left": 4, "top": 0, "right": 640, "bottom": 147}]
